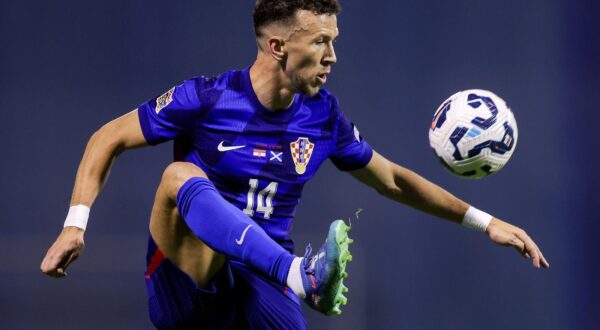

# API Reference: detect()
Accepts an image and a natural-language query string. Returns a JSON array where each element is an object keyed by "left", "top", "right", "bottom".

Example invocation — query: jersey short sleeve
[
  {"left": 329, "top": 96, "right": 374, "bottom": 171},
  {"left": 137, "top": 78, "right": 206, "bottom": 145}
]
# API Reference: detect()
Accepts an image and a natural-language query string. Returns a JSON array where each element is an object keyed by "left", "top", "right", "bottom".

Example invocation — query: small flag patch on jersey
[
  {"left": 155, "top": 87, "right": 175, "bottom": 114},
  {"left": 270, "top": 151, "right": 283, "bottom": 162},
  {"left": 290, "top": 137, "right": 314, "bottom": 174},
  {"left": 253, "top": 149, "right": 266, "bottom": 157}
]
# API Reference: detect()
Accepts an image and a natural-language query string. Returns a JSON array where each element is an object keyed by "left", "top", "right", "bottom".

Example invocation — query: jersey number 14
[{"left": 243, "top": 179, "right": 278, "bottom": 219}]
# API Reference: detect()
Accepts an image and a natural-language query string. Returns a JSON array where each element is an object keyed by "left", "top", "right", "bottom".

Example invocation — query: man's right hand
[{"left": 40, "top": 226, "right": 85, "bottom": 278}]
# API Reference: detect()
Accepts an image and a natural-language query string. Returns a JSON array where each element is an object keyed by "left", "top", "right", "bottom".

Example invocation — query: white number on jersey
[{"left": 243, "top": 179, "right": 278, "bottom": 219}]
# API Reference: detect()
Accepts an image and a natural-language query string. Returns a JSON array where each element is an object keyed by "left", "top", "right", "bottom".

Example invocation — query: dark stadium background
[{"left": 1, "top": 1, "right": 598, "bottom": 329}]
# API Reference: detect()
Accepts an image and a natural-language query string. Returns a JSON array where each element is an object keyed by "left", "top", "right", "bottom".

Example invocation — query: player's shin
[{"left": 176, "top": 177, "right": 295, "bottom": 285}]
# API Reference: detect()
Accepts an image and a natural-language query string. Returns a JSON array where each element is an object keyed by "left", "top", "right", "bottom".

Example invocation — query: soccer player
[{"left": 41, "top": 0, "right": 549, "bottom": 329}]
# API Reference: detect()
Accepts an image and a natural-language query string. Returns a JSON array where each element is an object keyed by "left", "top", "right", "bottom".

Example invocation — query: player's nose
[{"left": 323, "top": 42, "right": 337, "bottom": 65}]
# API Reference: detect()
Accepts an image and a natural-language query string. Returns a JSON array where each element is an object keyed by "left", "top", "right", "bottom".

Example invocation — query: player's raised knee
[{"left": 161, "top": 162, "right": 208, "bottom": 194}]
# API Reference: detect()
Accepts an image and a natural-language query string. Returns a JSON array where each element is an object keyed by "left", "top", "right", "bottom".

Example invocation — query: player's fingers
[
  {"left": 43, "top": 266, "right": 66, "bottom": 278},
  {"left": 525, "top": 234, "right": 550, "bottom": 268},
  {"left": 41, "top": 246, "right": 70, "bottom": 276},
  {"left": 538, "top": 249, "right": 550, "bottom": 268},
  {"left": 51, "top": 270, "right": 66, "bottom": 278},
  {"left": 507, "top": 233, "right": 526, "bottom": 255},
  {"left": 515, "top": 231, "right": 541, "bottom": 268},
  {"left": 40, "top": 255, "right": 50, "bottom": 273},
  {"left": 528, "top": 248, "right": 541, "bottom": 268},
  {"left": 541, "top": 257, "right": 550, "bottom": 268},
  {"left": 44, "top": 259, "right": 69, "bottom": 277},
  {"left": 59, "top": 250, "right": 80, "bottom": 273},
  {"left": 512, "top": 241, "right": 528, "bottom": 259},
  {"left": 40, "top": 250, "right": 59, "bottom": 273},
  {"left": 57, "top": 268, "right": 68, "bottom": 277}
]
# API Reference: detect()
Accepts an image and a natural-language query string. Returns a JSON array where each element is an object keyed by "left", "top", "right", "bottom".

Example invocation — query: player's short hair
[{"left": 253, "top": 0, "right": 341, "bottom": 37}]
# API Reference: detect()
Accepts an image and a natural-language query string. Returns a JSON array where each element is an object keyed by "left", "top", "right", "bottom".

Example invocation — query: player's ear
[{"left": 267, "top": 36, "right": 286, "bottom": 62}]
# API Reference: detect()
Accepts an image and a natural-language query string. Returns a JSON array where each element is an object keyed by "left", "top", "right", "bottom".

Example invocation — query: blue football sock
[{"left": 176, "top": 177, "right": 295, "bottom": 285}]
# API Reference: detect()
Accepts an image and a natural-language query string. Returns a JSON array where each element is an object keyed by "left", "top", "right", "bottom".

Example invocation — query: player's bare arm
[
  {"left": 350, "top": 150, "right": 550, "bottom": 269},
  {"left": 40, "top": 110, "right": 148, "bottom": 278}
]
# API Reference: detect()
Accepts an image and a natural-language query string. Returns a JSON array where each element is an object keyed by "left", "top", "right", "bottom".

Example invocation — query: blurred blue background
[{"left": 1, "top": 0, "right": 598, "bottom": 329}]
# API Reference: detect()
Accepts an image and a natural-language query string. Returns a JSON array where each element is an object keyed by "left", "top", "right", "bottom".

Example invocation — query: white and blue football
[{"left": 429, "top": 89, "right": 518, "bottom": 178}]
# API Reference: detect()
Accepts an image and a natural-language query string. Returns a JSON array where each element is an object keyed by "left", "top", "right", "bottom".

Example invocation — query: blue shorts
[{"left": 144, "top": 236, "right": 307, "bottom": 329}]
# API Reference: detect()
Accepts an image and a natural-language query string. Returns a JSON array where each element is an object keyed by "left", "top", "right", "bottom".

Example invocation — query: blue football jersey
[{"left": 137, "top": 68, "right": 373, "bottom": 252}]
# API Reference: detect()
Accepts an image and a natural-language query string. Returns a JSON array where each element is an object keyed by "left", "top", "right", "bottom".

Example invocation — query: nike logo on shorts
[
  {"left": 218, "top": 141, "right": 246, "bottom": 152},
  {"left": 235, "top": 225, "right": 252, "bottom": 245}
]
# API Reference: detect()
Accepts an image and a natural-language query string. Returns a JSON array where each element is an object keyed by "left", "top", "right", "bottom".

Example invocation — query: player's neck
[{"left": 249, "top": 58, "right": 295, "bottom": 112}]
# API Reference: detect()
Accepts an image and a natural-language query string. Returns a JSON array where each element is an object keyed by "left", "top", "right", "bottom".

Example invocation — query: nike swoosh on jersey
[
  {"left": 235, "top": 225, "right": 252, "bottom": 245},
  {"left": 218, "top": 141, "right": 246, "bottom": 152}
]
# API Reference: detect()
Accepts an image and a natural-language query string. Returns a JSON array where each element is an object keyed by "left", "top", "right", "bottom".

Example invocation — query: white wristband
[
  {"left": 462, "top": 206, "right": 492, "bottom": 232},
  {"left": 63, "top": 205, "right": 90, "bottom": 230}
]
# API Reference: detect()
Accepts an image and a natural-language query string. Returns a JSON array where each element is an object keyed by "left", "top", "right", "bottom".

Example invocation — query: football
[{"left": 429, "top": 89, "right": 518, "bottom": 178}]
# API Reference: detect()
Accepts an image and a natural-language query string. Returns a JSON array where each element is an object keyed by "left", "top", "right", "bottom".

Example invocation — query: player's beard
[{"left": 291, "top": 72, "right": 319, "bottom": 97}]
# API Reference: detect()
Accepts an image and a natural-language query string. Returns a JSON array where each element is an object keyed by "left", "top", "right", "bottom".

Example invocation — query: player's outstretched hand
[
  {"left": 40, "top": 226, "right": 85, "bottom": 278},
  {"left": 486, "top": 218, "right": 549, "bottom": 269}
]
